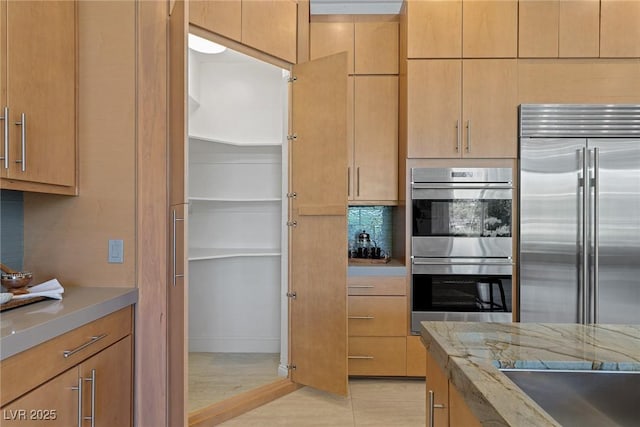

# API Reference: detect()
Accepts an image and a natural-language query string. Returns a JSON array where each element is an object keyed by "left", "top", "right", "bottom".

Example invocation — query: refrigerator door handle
[
  {"left": 581, "top": 147, "right": 589, "bottom": 325},
  {"left": 593, "top": 147, "right": 600, "bottom": 324}
]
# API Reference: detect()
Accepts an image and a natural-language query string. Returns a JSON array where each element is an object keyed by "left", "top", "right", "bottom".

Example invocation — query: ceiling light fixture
[{"left": 188, "top": 34, "right": 227, "bottom": 54}]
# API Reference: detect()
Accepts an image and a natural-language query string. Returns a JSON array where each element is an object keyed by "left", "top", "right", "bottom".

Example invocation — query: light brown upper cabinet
[
  {"left": 405, "top": 0, "right": 517, "bottom": 59},
  {"left": 190, "top": 0, "right": 304, "bottom": 64},
  {"left": 189, "top": 0, "right": 242, "bottom": 42},
  {"left": 351, "top": 76, "right": 398, "bottom": 203},
  {"left": 407, "top": 59, "right": 517, "bottom": 159},
  {"left": 600, "top": 0, "right": 640, "bottom": 58},
  {"left": 519, "top": 0, "right": 600, "bottom": 58},
  {"left": 354, "top": 21, "right": 399, "bottom": 74},
  {"left": 310, "top": 17, "right": 399, "bottom": 75},
  {"left": 242, "top": 0, "right": 298, "bottom": 63},
  {"left": 0, "top": 0, "right": 76, "bottom": 195}
]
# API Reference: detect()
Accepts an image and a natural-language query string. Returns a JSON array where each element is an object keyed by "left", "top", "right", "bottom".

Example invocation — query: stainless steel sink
[{"left": 501, "top": 369, "right": 640, "bottom": 427}]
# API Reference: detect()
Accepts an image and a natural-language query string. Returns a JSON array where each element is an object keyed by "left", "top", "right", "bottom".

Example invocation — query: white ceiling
[{"left": 310, "top": 0, "right": 403, "bottom": 15}]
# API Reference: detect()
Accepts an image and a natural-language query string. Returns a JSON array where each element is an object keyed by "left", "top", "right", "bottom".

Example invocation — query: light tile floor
[{"left": 219, "top": 378, "right": 426, "bottom": 426}]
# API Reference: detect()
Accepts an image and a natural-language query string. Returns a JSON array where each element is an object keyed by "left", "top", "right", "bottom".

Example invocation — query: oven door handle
[
  {"left": 412, "top": 258, "right": 513, "bottom": 266},
  {"left": 411, "top": 183, "right": 512, "bottom": 190}
]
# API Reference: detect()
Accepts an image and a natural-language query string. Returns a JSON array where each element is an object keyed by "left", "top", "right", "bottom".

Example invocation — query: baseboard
[{"left": 188, "top": 378, "right": 301, "bottom": 427}]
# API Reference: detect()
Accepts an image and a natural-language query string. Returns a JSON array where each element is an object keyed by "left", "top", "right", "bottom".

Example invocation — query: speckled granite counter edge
[{"left": 1, "top": 287, "right": 138, "bottom": 360}]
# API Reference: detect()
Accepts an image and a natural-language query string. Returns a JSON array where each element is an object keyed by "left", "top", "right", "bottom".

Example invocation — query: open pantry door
[{"left": 288, "top": 52, "right": 349, "bottom": 396}]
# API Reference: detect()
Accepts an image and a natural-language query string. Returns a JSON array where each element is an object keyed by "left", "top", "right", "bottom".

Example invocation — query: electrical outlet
[{"left": 108, "top": 239, "right": 124, "bottom": 263}]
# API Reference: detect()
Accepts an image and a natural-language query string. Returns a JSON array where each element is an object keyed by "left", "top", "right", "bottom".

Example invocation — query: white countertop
[
  {"left": 0, "top": 286, "right": 138, "bottom": 360},
  {"left": 421, "top": 321, "right": 640, "bottom": 426}
]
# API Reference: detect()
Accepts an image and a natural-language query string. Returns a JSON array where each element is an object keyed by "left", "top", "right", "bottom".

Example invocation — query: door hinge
[
  {"left": 286, "top": 364, "right": 297, "bottom": 370},
  {"left": 286, "top": 220, "right": 297, "bottom": 227},
  {"left": 286, "top": 192, "right": 297, "bottom": 199},
  {"left": 287, "top": 134, "right": 298, "bottom": 141},
  {"left": 287, "top": 76, "right": 297, "bottom": 83},
  {"left": 286, "top": 291, "right": 297, "bottom": 299}
]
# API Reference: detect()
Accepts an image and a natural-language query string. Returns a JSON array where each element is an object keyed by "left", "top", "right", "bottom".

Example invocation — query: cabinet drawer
[
  {"left": 347, "top": 276, "right": 406, "bottom": 296},
  {"left": 348, "top": 337, "right": 406, "bottom": 376},
  {"left": 348, "top": 296, "right": 407, "bottom": 336},
  {"left": 1, "top": 307, "right": 133, "bottom": 406}
]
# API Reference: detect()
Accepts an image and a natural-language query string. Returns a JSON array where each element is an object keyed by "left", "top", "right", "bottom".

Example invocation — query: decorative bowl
[{"left": 1, "top": 272, "right": 33, "bottom": 293}]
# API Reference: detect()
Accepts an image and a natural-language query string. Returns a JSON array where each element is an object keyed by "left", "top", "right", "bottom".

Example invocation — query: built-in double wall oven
[{"left": 411, "top": 167, "right": 513, "bottom": 333}]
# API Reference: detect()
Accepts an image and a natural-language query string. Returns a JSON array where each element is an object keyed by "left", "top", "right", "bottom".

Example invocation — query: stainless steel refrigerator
[{"left": 519, "top": 104, "right": 640, "bottom": 324}]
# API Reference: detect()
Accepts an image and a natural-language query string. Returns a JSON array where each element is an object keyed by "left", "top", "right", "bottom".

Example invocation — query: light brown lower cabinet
[
  {"left": 348, "top": 336, "right": 407, "bottom": 376},
  {"left": 426, "top": 349, "right": 481, "bottom": 427},
  {"left": 406, "top": 335, "right": 426, "bottom": 377},
  {"left": 0, "top": 308, "right": 133, "bottom": 427}
]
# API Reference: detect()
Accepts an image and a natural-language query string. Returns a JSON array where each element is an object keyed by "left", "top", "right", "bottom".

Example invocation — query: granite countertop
[
  {"left": 420, "top": 321, "right": 640, "bottom": 426},
  {"left": 0, "top": 286, "right": 138, "bottom": 360}
]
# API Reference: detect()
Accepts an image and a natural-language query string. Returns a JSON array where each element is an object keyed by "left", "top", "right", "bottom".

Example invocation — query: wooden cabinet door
[
  {"left": 426, "top": 350, "right": 449, "bottom": 427},
  {"left": 189, "top": 0, "right": 241, "bottom": 41},
  {"left": 449, "top": 382, "right": 482, "bottom": 427},
  {"left": 310, "top": 21, "right": 354, "bottom": 74},
  {"left": 290, "top": 52, "right": 348, "bottom": 396},
  {"left": 407, "top": 60, "right": 461, "bottom": 158},
  {"left": 79, "top": 336, "right": 133, "bottom": 427},
  {"left": 406, "top": 0, "right": 462, "bottom": 59},
  {"left": 462, "top": 0, "right": 517, "bottom": 58},
  {"left": 600, "top": 0, "right": 640, "bottom": 58},
  {"left": 353, "top": 75, "right": 398, "bottom": 201},
  {"left": 0, "top": 0, "right": 6, "bottom": 179},
  {"left": 518, "top": 0, "right": 559, "bottom": 58},
  {"left": 406, "top": 335, "right": 427, "bottom": 377},
  {"left": 354, "top": 21, "right": 399, "bottom": 74},
  {"left": 559, "top": 0, "right": 600, "bottom": 58},
  {"left": 242, "top": 0, "right": 297, "bottom": 63},
  {"left": 462, "top": 60, "right": 517, "bottom": 158},
  {"left": 348, "top": 296, "right": 407, "bottom": 336},
  {"left": 0, "top": 368, "right": 79, "bottom": 427},
  {"left": 4, "top": 0, "right": 76, "bottom": 191}
]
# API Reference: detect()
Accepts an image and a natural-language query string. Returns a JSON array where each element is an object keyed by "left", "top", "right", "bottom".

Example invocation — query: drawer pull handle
[
  {"left": 348, "top": 355, "right": 374, "bottom": 360},
  {"left": 63, "top": 334, "right": 107, "bottom": 358},
  {"left": 348, "top": 285, "right": 375, "bottom": 289},
  {"left": 71, "top": 377, "right": 82, "bottom": 427},
  {"left": 428, "top": 390, "right": 446, "bottom": 427},
  {"left": 348, "top": 315, "right": 374, "bottom": 320}
]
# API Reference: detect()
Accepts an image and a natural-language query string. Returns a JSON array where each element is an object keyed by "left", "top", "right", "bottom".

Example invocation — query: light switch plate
[{"left": 108, "top": 239, "right": 124, "bottom": 263}]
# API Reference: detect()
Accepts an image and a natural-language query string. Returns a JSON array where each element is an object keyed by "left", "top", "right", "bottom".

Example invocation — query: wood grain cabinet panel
[
  {"left": 407, "top": 59, "right": 517, "bottom": 159},
  {"left": 559, "top": 0, "right": 600, "bottom": 58},
  {"left": 449, "top": 383, "right": 482, "bottom": 427},
  {"left": 354, "top": 21, "right": 399, "bottom": 74},
  {"left": 406, "top": 335, "right": 426, "bottom": 377},
  {"left": 348, "top": 296, "right": 407, "bottom": 337},
  {"left": 462, "top": 0, "right": 517, "bottom": 58},
  {"left": 189, "top": 0, "right": 241, "bottom": 41},
  {"left": 518, "top": 0, "right": 559, "bottom": 58},
  {"left": 348, "top": 337, "right": 407, "bottom": 376},
  {"left": 310, "top": 21, "right": 355, "bottom": 74},
  {"left": 352, "top": 75, "right": 398, "bottom": 202},
  {"left": 241, "top": 0, "right": 298, "bottom": 63},
  {"left": 1, "top": 0, "right": 76, "bottom": 195},
  {"left": 347, "top": 276, "right": 406, "bottom": 296},
  {"left": 426, "top": 350, "right": 449, "bottom": 427},
  {"left": 406, "top": 0, "right": 462, "bottom": 58},
  {"left": 600, "top": 0, "right": 640, "bottom": 58}
]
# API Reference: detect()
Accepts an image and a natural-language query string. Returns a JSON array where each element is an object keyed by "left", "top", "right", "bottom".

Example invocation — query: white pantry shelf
[
  {"left": 189, "top": 197, "right": 282, "bottom": 203},
  {"left": 188, "top": 247, "right": 281, "bottom": 261},
  {"left": 189, "top": 134, "right": 282, "bottom": 147}
]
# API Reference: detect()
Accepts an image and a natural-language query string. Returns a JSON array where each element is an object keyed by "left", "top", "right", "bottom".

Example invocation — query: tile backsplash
[
  {"left": 348, "top": 206, "right": 393, "bottom": 256},
  {"left": 0, "top": 190, "right": 24, "bottom": 270}
]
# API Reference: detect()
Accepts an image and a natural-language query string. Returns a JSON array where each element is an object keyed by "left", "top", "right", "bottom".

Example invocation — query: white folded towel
[{"left": 12, "top": 278, "right": 65, "bottom": 300}]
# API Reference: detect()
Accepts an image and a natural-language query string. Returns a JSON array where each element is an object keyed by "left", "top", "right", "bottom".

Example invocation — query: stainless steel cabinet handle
[
  {"left": 71, "top": 377, "right": 82, "bottom": 427},
  {"left": 15, "top": 113, "right": 25, "bottom": 172},
  {"left": 593, "top": 147, "right": 600, "bottom": 324},
  {"left": 581, "top": 147, "right": 589, "bottom": 324},
  {"left": 465, "top": 120, "right": 471, "bottom": 153},
  {"left": 347, "top": 167, "right": 351, "bottom": 197},
  {"left": 348, "top": 315, "right": 374, "bottom": 320},
  {"left": 84, "top": 369, "right": 96, "bottom": 427},
  {"left": 63, "top": 334, "right": 107, "bottom": 358},
  {"left": 428, "top": 390, "right": 446, "bottom": 427},
  {"left": 455, "top": 120, "right": 460, "bottom": 153},
  {"left": 172, "top": 209, "right": 185, "bottom": 287},
  {"left": 0, "top": 107, "right": 8, "bottom": 169},
  {"left": 348, "top": 355, "right": 374, "bottom": 360},
  {"left": 356, "top": 167, "right": 360, "bottom": 197}
]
